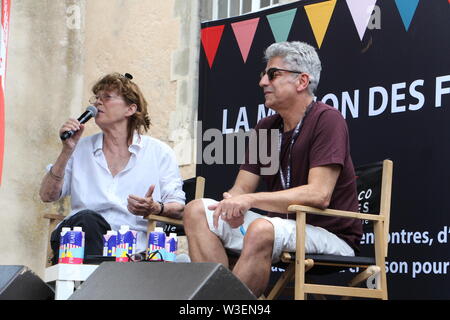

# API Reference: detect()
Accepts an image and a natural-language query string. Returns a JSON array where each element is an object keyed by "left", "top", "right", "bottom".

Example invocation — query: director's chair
[{"left": 267, "top": 160, "right": 393, "bottom": 300}]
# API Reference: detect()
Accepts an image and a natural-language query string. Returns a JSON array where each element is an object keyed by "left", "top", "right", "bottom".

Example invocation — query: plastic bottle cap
[
  {"left": 73, "top": 226, "right": 83, "bottom": 232},
  {"left": 169, "top": 233, "right": 177, "bottom": 238},
  {"left": 111, "top": 230, "right": 118, "bottom": 235},
  {"left": 106, "top": 230, "right": 114, "bottom": 235},
  {"left": 155, "top": 227, "right": 164, "bottom": 233},
  {"left": 62, "top": 227, "right": 71, "bottom": 232},
  {"left": 120, "top": 225, "right": 130, "bottom": 231}
]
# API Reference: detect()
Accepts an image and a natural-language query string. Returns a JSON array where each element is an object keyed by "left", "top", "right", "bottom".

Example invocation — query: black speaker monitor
[
  {"left": 0, "top": 265, "right": 54, "bottom": 300},
  {"left": 69, "top": 262, "right": 256, "bottom": 300}
]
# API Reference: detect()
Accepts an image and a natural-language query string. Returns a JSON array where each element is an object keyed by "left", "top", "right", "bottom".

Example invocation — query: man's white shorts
[{"left": 201, "top": 198, "right": 355, "bottom": 263}]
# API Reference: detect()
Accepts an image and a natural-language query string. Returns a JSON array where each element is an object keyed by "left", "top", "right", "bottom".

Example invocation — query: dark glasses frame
[
  {"left": 125, "top": 250, "right": 165, "bottom": 262},
  {"left": 260, "top": 67, "right": 303, "bottom": 81}
]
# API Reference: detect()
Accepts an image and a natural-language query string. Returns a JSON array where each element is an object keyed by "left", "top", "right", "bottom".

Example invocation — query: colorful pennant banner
[
  {"left": 395, "top": 0, "right": 420, "bottom": 31},
  {"left": 266, "top": 8, "right": 297, "bottom": 43},
  {"left": 201, "top": 25, "right": 225, "bottom": 68},
  {"left": 231, "top": 18, "right": 260, "bottom": 63},
  {"left": 346, "top": 0, "right": 378, "bottom": 40},
  {"left": 200, "top": 0, "right": 438, "bottom": 68},
  {"left": 304, "top": 0, "right": 337, "bottom": 48}
]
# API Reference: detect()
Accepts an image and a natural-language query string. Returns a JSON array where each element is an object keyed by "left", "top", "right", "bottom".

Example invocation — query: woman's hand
[
  {"left": 40, "top": 119, "right": 83, "bottom": 202},
  {"left": 127, "top": 185, "right": 161, "bottom": 217},
  {"left": 59, "top": 118, "right": 85, "bottom": 151}
]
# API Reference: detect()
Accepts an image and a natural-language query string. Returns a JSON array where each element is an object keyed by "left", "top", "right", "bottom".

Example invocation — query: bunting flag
[
  {"left": 304, "top": 0, "right": 337, "bottom": 48},
  {"left": 231, "top": 18, "right": 260, "bottom": 63},
  {"left": 201, "top": 0, "right": 431, "bottom": 67},
  {"left": 201, "top": 25, "right": 225, "bottom": 68},
  {"left": 0, "top": 0, "right": 11, "bottom": 185},
  {"left": 395, "top": 0, "right": 420, "bottom": 31},
  {"left": 346, "top": 0, "right": 378, "bottom": 40},
  {"left": 266, "top": 8, "right": 297, "bottom": 43}
]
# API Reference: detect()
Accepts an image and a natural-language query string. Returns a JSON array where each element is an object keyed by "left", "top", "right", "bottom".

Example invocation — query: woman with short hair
[{"left": 40, "top": 73, "right": 185, "bottom": 264}]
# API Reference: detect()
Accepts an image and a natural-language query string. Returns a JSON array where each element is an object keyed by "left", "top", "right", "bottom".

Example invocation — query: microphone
[{"left": 60, "top": 106, "right": 98, "bottom": 141}]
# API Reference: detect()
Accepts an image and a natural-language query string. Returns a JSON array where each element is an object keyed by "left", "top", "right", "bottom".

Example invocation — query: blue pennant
[{"left": 395, "top": 0, "right": 420, "bottom": 31}]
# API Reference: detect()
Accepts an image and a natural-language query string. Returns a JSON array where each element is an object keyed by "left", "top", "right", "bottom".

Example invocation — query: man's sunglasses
[{"left": 260, "top": 67, "right": 303, "bottom": 81}]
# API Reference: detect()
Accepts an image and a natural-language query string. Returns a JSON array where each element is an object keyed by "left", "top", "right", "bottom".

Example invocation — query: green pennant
[{"left": 267, "top": 8, "right": 297, "bottom": 43}]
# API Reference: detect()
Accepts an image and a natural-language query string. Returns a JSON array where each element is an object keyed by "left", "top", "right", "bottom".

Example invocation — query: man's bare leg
[
  {"left": 183, "top": 199, "right": 229, "bottom": 268},
  {"left": 232, "top": 218, "right": 275, "bottom": 297}
]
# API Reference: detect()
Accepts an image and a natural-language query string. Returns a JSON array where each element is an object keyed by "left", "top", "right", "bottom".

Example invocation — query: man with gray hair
[{"left": 184, "top": 41, "right": 362, "bottom": 297}]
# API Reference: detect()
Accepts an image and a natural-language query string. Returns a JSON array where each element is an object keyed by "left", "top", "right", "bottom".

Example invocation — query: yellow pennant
[{"left": 305, "top": 0, "right": 337, "bottom": 48}]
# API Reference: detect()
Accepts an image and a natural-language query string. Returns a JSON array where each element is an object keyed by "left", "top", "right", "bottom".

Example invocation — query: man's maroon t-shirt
[{"left": 240, "top": 101, "right": 362, "bottom": 253}]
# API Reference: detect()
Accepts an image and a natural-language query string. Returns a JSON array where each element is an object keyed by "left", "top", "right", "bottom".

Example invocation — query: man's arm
[
  {"left": 247, "top": 164, "right": 341, "bottom": 213},
  {"left": 226, "top": 170, "right": 261, "bottom": 197},
  {"left": 212, "top": 165, "right": 341, "bottom": 229}
]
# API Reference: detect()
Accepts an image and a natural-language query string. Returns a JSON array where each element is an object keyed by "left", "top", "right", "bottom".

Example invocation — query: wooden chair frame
[
  {"left": 43, "top": 213, "right": 66, "bottom": 267},
  {"left": 267, "top": 159, "right": 393, "bottom": 300}
]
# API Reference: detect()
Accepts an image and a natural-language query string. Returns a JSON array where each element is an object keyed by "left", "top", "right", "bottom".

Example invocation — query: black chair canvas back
[{"left": 355, "top": 161, "right": 383, "bottom": 216}]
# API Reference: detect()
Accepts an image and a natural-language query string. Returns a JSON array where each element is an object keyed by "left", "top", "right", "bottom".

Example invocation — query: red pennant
[
  {"left": 231, "top": 18, "right": 260, "bottom": 63},
  {"left": 0, "top": 83, "right": 4, "bottom": 184},
  {"left": 0, "top": 0, "right": 11, "bottom": 185},
  {"left": 201, "top": 25, "right": 225, "bottom": 68}
]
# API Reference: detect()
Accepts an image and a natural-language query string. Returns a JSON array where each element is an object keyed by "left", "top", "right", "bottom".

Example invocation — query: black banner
[{"left": 198, "top": 0, "right": 450, "bottom": 299}]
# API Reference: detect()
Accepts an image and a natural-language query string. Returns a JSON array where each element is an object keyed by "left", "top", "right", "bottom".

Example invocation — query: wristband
[{"left": 158, "top": 201, "right": 164, "bottom": 215}]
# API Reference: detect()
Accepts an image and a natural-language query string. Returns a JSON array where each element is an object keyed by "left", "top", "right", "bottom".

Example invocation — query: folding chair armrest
[
  {"left": 288, "top": 205, "right": 384, "bottom": 222},
  {"left": 146, "top": 214, "right": 183, "bottom": 226}
]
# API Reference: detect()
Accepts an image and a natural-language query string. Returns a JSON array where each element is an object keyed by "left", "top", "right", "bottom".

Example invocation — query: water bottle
[
  {"left": 147, "top": 227, "right": 166, "bottom": 261},
  {"left": 165, "top": 233, "right": 178, "bottom": 262},
  {"left": 64, "top": 226, "right": 85, "bottom": 264},
  {"left": 116, "top": 225, "right": 137, "bottom": 262},
  {"left": 58, "top": 227, "right": 71, "bottom": 264},
  {"left": 103, "top": 230, "right": 117, "bottom": 257}
]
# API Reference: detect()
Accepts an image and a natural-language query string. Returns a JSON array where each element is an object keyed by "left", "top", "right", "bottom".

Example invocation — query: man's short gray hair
[{"left": 264, "top": 41, "right": 322, "bottom": 95}]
